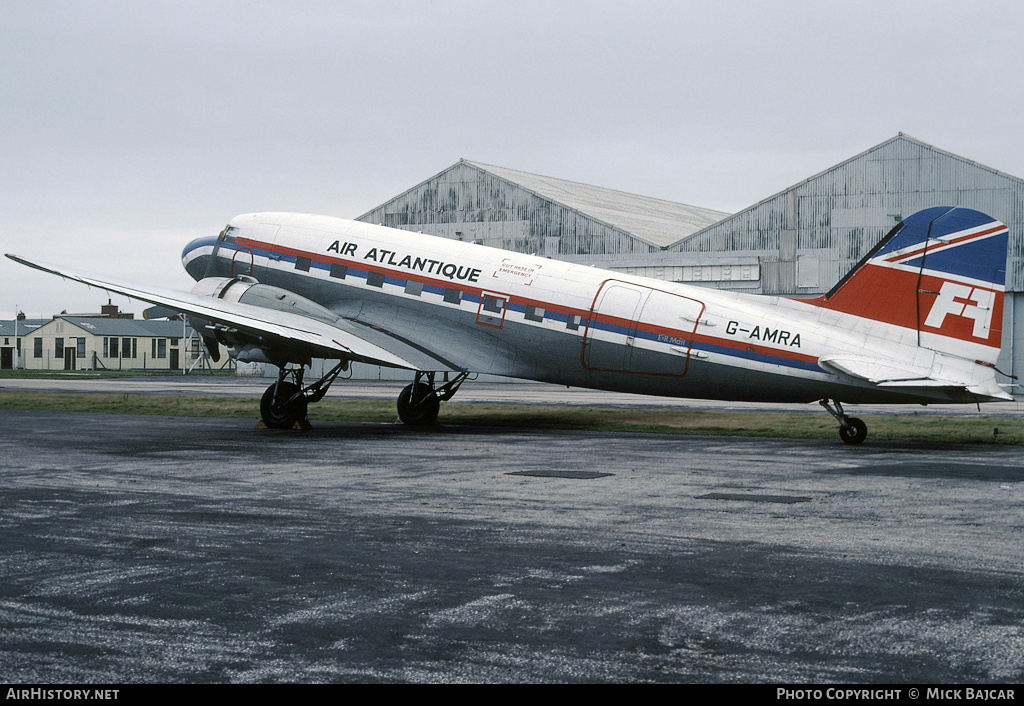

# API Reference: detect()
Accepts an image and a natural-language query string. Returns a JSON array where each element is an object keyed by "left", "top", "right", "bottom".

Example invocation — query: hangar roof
[
  {"left": 361, "top": 159, "right": 731, "bottom": 250},
  {"left": 461, "top": 160, "right": 731, "bottom": 249}
]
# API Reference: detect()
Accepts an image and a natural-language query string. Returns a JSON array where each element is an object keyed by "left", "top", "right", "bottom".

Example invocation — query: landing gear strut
[
  {"left": 397, "top": 371, "right": 469, "bottom": 425},
  {"left": 260, "top": 362, "right": 347, "bottom": 429},
  {"left": 819, "top": 399, "right": 867, "bottom": 445}
]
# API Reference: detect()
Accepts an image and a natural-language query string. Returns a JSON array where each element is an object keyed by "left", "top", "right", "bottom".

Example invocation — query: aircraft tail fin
[{"left": 809, "top": 207, "right": 1008, "bottom": 365}]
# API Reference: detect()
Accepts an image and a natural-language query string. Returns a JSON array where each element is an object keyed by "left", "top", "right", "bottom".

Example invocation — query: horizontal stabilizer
[
  {"left": 819, "top": 354, "right": 1012, "bottom": 401},
  {"left": 818, "top": 355, "right": 933, "bottom": 383}
]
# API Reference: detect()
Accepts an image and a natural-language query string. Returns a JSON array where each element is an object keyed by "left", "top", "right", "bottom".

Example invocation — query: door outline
[
  {"left": 581, "top": 279, "right": 704, "bottom": 377},
  {"left": 231, "top": 247, "right": 255, "bottom": 277},
  {"left": 476, "top": 291, "right": 509, "bottom": 329}
]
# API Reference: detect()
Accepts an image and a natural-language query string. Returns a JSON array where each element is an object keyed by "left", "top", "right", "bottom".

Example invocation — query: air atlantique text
[{"left": 326, "top": 241, "right": 482, "bottom": 283}]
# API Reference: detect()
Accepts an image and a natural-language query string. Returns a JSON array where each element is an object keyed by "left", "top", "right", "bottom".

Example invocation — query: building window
[
  {"left": 77, "top": 338, "right": 85, "bottom": 358},
  {"left": 33, "top": 337, "right": 42, "bottom": 358},
  {"left": 103, "top": 337, "right": 108, "bottom": 357},
  {"left": 110, "top": 337, "right": 119, "bottom": 358},
  {"left": 122, "top": 337, "right": 132, "bottom": 358},
  {"left": 153, "top": 339, "right": 167, "bottom": 359}
]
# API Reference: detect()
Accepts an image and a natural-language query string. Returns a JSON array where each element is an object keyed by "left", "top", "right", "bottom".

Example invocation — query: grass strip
[{"left": 1, "top": 390, "right": 1019, "bottom": 445}]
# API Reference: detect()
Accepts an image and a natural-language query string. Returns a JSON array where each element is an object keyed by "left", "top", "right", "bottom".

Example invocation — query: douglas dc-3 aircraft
[{"left": 7, "top": 206, "right": 1012, "bottom": 444}]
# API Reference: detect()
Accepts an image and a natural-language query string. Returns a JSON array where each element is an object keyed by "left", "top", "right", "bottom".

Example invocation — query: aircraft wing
[{"left": 5, "top": 254, "right": 436, "bottom": 371}]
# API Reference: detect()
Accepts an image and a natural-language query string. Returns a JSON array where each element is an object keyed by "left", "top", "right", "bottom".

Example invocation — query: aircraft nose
[{"left": 182, "top": 234, "right": 220, "bottom": 280}]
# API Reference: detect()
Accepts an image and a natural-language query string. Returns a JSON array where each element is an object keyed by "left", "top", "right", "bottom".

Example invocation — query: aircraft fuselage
[{"left": 181, "top": 212, "right": 1000, "bottom": 406}]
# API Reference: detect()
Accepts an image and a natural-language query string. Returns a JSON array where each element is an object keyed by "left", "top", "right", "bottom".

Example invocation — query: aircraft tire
[
  {"left": 839, "top": 417, "right": 867, "bottom": 445},
  {"left": 397, "top": 383, "right": 440, "bottom": 425},
  {"left": 260, "top": 381, "right": 308, "bottom": 429}
]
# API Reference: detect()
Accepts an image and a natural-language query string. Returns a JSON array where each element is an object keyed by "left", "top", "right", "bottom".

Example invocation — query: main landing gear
[
  {"left": 260, "top": 362, "right": 347, "bottom": 429},
  {"left": 397, "top": 371, "right": 469, "bottom": 425},
  {"left": 819, "top": 399, "right": 867, "bottom": 445}
]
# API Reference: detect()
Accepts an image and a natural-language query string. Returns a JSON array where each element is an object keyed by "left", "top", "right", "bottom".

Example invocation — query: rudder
[{"left": 809, "top": 207, "right": 1008, "bottom": 363}]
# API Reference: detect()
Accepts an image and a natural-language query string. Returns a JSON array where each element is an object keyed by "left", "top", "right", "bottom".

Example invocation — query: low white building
[
  {"left": 0, "top": 317, "right": 46, "bottom": 370},
  {"left": 24, "top": 316, "right": 204, "bottom": 371}
]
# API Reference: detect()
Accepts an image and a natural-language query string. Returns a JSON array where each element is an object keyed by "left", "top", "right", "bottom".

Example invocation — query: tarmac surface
[
  {"left": 1, "top": 380, "right": 1023, "bottom": 683},
  {"left": 4, "top": 374, "right": 1024, "bottom": 417}
]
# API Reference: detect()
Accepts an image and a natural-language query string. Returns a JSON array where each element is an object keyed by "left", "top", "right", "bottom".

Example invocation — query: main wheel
[
  {"left": 260, "top": 381, "right": 308, "bottom": 429},
  {"left": 839, "top": 417, "right": 867, "bottom": 445},
  {"left": 397, "top": 383, "right": 440, "bottom": 425}
]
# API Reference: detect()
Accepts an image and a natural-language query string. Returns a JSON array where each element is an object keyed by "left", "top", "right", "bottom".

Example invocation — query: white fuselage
[{"left": 181, "top": 213, "right": 997, "bottom": 405}]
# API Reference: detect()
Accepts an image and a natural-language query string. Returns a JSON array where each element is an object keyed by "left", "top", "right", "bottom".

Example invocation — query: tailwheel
[
  {"left": 838, "top": 417, "right": 867, "bottom": 445},
  {"left": 820, "top": 399, "right": 868, "bottom": 445},
  {"left": 260, "top": 381, "right": 308, "bottom": 429},
  {"left": 396, "top": 371, "right": 469, "bottom": 426}
]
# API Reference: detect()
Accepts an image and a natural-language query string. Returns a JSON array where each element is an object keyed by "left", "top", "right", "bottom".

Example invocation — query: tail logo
[{"left": 922, "top": 282, "right": 996, "bottom": 338}]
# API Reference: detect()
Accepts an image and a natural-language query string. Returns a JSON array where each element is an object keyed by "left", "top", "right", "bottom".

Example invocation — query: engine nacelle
[
  {"left": 189, "top": 277, "right": 340, "bottom": 366},
  {"left": 190, "top": 277, "right": 340, "bottom": 325}
]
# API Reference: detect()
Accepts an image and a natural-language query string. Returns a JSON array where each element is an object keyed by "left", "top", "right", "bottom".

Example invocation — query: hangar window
[
  {"left": 330, "top": 263, "right": 347, "bottom": 279},
  {"left": 294, "top": 256, "right": 311, "bottom": 272},
  {"left": 443, "top": 288, "right": 462, "bottom": 305}
]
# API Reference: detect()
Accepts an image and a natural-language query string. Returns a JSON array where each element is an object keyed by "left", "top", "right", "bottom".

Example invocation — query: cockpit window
[{"left": 222, "top": 225, "right": 238, "bottom": 244}]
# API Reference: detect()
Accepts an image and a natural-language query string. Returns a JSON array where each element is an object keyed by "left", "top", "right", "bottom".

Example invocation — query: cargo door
[
  {"left": 582, "top": 280, "right": 704, "bottom": 376},
  {"left": 582, "top": 281, "right": 644, "bottom": 371}
]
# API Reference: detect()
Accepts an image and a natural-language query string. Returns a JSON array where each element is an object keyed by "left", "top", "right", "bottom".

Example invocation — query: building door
[
  {"left": 1, "top": 348, "right": 11, "bottom": 370},
  {"left": 64, "top": 348, "right": 76, "bottom": 371},
  {"left": 170, "top": 349, "right": 180, "bottom": 370}
]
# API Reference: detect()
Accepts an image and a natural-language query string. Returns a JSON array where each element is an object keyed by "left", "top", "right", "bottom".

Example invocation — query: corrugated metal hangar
[{"left": 357, "top": 134, "right": 1024, "bottom": 389}]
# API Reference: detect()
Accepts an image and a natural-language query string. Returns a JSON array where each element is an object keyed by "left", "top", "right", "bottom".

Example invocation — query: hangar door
[{"left": 581, "top": 280, "right": 704, "bottom": 377}]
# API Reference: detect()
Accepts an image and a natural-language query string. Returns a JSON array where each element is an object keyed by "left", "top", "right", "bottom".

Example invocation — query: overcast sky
[{"left": 3, "top": 0, "right": 1023, "bottom": 318}]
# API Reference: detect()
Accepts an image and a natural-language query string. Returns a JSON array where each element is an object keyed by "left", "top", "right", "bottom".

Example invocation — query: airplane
[{"left": 6, "top": 205, "right": 1012, "bottom": 444}]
